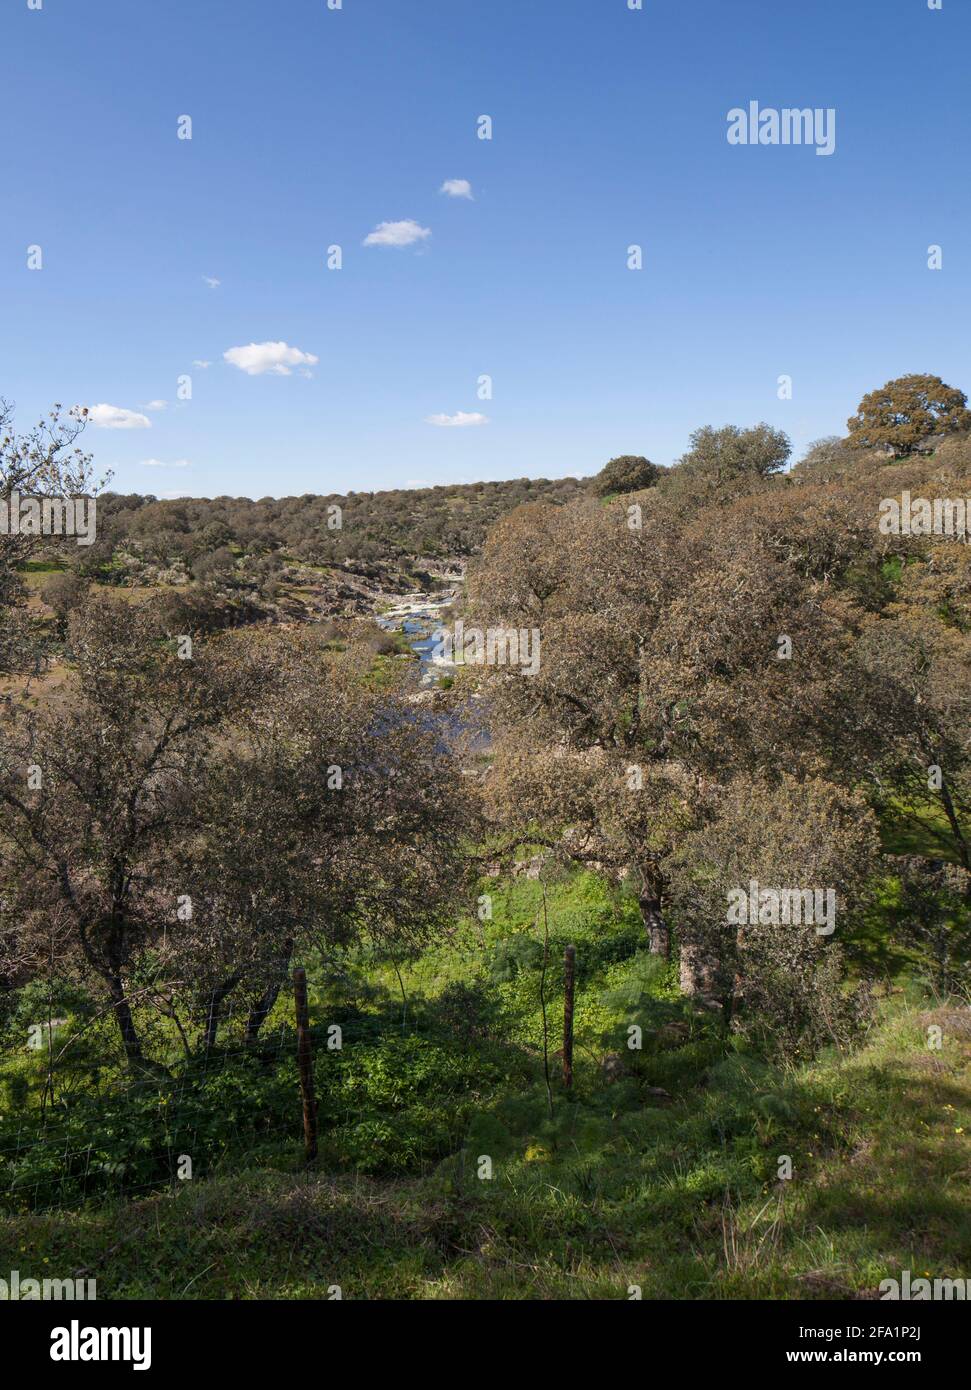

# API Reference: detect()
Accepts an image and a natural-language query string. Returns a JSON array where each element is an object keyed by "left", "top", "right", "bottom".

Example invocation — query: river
[{"left": 376, "top": 591, "right": 457, "bottom": 685}]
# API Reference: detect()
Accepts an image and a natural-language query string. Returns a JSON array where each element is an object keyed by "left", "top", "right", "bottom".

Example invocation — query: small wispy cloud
[
  {"left": 440, "top": 179, "right": 473, "bottom": 200},
  {"left": 223, "top": 341, "right": 319, "bottom": 377},
  {"left": 140, "top": 458, "right": 191, "bottom": 469},
  {"left": 144, "top": 400, "right": 167, "bottom": 411},
  {"left": 203, "top": 276, "right": 221, "bottom": 289},
  {"left": 363, "top": 219, "right": 431, "bottom": 248},
  {"left": 192, "top": 360, "right": 211, "bottom": 369},
  {"left": 425, "top": 411, "right": 489, "bottom": 428},
  {"left": 87, "top": 403, "right": 151, "bottom": 430}
]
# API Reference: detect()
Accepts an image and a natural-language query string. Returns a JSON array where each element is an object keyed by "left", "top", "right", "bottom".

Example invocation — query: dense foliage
[
  {"left": 89, "top": 474, "right": 590, "bottom": 573},
  {"left": 2, "top": 385, "right": 970, "bottom": 1302}
]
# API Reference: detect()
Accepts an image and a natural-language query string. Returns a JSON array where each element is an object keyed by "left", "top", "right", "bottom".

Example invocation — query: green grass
[
  {"left": 17, "top": 560, "right": 67, "bottom": 575},
  {"left": 1, "top": 868, "right": 969, "bottom": 1298},
  {"left": 1, "top": 992, "right": 968, "bottom": 1299},
  {"left": 875, "top": 786, "right": 970, "bottom": 865}
]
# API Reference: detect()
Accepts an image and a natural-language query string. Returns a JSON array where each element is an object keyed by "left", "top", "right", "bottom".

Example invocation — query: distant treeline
[{"left": 91, "top": 474, "right": 591, "bottom": 569}]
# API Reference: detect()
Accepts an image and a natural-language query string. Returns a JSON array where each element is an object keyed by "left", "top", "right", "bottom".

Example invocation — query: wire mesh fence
[
  {"left": 0, "top": 1006, "right": 303, "bottom": 1212},
  {"left": 0, "top": 947, "right": 550, "bottom": 1215}
]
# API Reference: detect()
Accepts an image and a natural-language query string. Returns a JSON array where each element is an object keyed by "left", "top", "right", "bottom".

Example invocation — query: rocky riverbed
[{"left": 376, "top": 589, "right": 460, "bottom": 685}]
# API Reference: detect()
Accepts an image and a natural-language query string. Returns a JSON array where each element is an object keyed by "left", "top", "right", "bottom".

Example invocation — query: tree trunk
[
  {"left": 106, "top": 971, "right": 144, "bottom": 1064},
  {"left": 680, "top": 938, "right": 725, "bottom": 997},
  {"left": 203, "top": 975, "right": 241, "bottom": 1053},
  {"left": 678, "top": 942, "right": 702, "bottom": 995},
  {"left": 722, "top": 927, "right": 746, "bottom": 1029},
  {"left": 203, "top": 993, "right": 221, "bottom": 1054},
  {"left": 245, "top": 940, "right": 293, "bottom": 1045},
  {"left": 939, "top": 777, "right": 971, "bottom": 880},
  {"left": 639, "top": 894, "right": 670, "bottom": 957},
  {"left": 292, "top": 968, "right": 318, "bottom": 1162}
]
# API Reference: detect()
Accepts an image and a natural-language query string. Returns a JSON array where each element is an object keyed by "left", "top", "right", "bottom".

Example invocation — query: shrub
[{"left": 591, "top": 455, "right": 663, "bottom": 497}]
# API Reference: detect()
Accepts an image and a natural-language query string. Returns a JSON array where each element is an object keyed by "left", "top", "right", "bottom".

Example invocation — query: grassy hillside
[{"left": 2, "top": 870, "right": 968, "bottom": 1300}]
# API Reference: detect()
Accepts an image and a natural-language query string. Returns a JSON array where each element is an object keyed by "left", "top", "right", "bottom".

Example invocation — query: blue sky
[{"left": 1, "top": 0, "right": 967, "bottom": 498}]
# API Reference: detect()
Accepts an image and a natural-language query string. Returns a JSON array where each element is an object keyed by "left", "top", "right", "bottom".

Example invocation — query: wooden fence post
[
  {"left": 292, "top": 968, "right": 317, "bottom": 1161},
  {"left": 563, "top": 944, "right": 576, "bottom": 1090}
]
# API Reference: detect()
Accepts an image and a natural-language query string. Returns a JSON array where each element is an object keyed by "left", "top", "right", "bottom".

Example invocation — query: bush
[
  {"left": 432, "top": 982, "right": 500, "bottom": 1042},
  {"left": 40, "top": 571, "right": 88, "bottom": 635},
  {"left": 591, "top": 455, "right": 663, "bottom": 497}
]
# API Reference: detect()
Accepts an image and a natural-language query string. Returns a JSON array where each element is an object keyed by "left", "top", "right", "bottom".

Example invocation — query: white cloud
[
  {"left": 144, "top": 400, "right": 167, "bottom": 411},
  {"left": 363, "top": 219, "right": 431, "bottom": 248},
  {"left": 404, "top": 479, "right": 433, "bottom": 489},
  {"left": 139, "top": 458, "right": 191, "bottom": 469},
  {"left": 87, "top": 403, "right": 151, "bottom": 430},
  {"left": 203, "top": 276, "right": 221, "bottom": 288},
  {"left": 440, "top": 179, "right": 473, "bottom": 200},
  {"left": 192, "top": 360, "right": 211, "bottom": 369},
  {"left": 425, "top": 411, "right": 489, "bottom": 428},
  {"left": 223, "top": 341, "right": 319, "bottom": 376}
]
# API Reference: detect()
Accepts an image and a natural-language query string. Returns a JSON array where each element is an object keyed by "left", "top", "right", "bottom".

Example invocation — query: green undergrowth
[{"left": 2, "top": 869, "right": 969, "bottom": 1298}]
